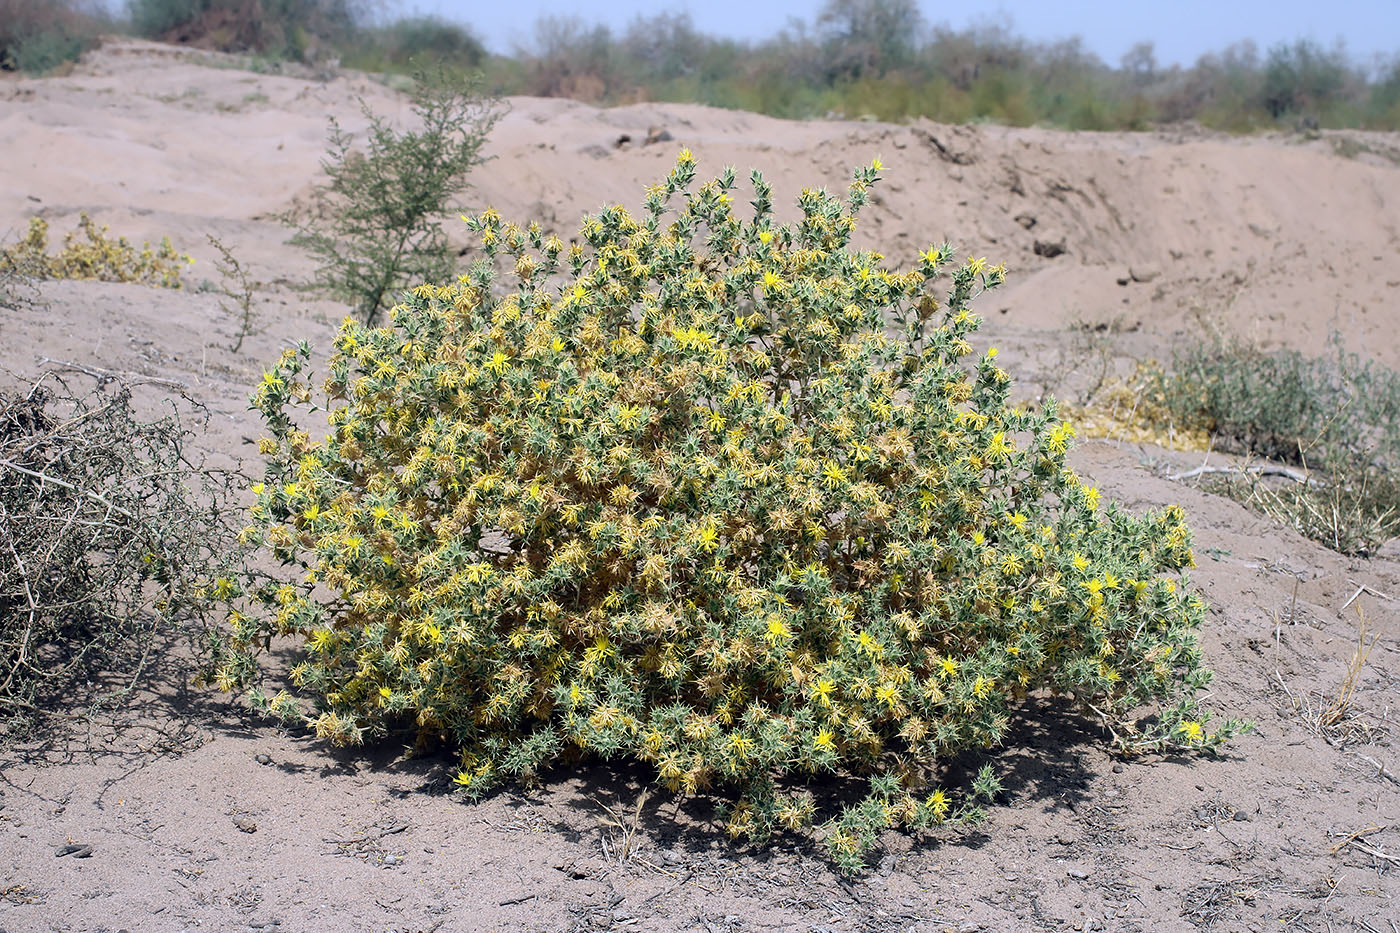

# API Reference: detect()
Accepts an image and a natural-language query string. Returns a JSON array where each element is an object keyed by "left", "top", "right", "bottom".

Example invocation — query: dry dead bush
[{"left": 0, "top": 374, "right": 248, "bottom": 740}]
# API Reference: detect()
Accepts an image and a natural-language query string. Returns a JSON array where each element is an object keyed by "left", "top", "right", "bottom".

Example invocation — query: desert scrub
[
  {"left": 0, "top": 375, "right": 248, "bottom": 740},
  {"left": 1147, "top": 334, "right": 1400, "bottom": 555},
  {"left": 284, "top": 68, "right": 503, "bottom": 326},
  {"left": 0, "top": 214, "right": 192, "bottom": 288},
  {"left": 219, "top": 155, "right": 1245, "bottom": 871}
]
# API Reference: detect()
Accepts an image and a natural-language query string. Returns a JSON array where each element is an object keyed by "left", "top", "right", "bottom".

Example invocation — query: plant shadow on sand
[
  {"left": 2, "top": 625, "right": 1242, "bottom": 877},
  {"left": 277, "top": 693, "right": 1222, "bottom": 872}
]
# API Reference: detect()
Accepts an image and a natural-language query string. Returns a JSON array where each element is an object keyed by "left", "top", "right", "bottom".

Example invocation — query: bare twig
[
  {"left": 1345, "top": 580, "right": 1395, "bottom": 605},
  {"left": 1169, "top": 463, "right": 1313, "bottom": 484},
  {"left": 37, "top": 357, "right": 187, "bottom": 390}
]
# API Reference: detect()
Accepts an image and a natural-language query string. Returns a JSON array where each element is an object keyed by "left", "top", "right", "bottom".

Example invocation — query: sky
[{"left": 405, "top": 0, "right": 1400, "bottom": 69}]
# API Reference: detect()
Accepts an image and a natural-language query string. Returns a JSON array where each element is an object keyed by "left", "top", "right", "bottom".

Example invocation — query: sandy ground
[{"left": 0, "top": 38, "right": 1398, "bottom": 932}]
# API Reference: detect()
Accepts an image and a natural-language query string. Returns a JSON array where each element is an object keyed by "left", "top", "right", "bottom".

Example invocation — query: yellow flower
[
  {"left": 985, "top": 432, "right": 1015, "bottom": 464},
  {"left": 1179, "top": 720, "right": 1204, "bottom": 743}
]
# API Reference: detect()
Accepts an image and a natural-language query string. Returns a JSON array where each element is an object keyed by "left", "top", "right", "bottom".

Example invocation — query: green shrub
[
  {"left": 341, "top": 16, "right": 486, "bottom": 76},
  {"left": 1147, "top": 334, "right": 1400, "bottom": 555},
  {"left": 128, "top": 0, "right": 355, "bottom": 59},
  {"left": 0, "top": 0, "right": 104, "bottom": 74},
  {"left": 220, "top": 156, "right": 1244, "bottom": 871},
  {"left": 284, "top": 69, "right": 502, "bottom": 326}
]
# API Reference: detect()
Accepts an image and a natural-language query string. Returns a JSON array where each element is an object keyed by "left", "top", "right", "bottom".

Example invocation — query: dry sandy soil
[{"left": 1, "top": 39, "right": 1398, "bottom": 933}]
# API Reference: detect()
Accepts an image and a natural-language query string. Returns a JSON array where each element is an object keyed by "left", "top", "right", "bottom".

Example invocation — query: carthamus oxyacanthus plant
[{"left": 217, "top": 154, "right": 1245, "bottom": 871}]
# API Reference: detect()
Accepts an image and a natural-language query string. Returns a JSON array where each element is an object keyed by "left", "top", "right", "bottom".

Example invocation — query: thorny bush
[
  {"left": 0, "top": 375, "right": 245, "bottom": 740},
  {"left": 218, "top": 155, "right": 1246, "bottom": 871},
  {"left": 0, "top": 214, "right": 192, "bottom": 289}
]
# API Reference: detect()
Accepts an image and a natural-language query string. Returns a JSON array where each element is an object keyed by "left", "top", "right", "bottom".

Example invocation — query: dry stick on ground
[
  {"left": 1169, "top": 463, "right": 1314, "bottom": 484},
  {"left": 1342, "top": 580, "right": 1396, "bottom": 611},
  {"left": 1329, "top": 826, "right": 1400, "bottom": 866},
  {"left": 38, "top": 357, "right": 187, "bottom": 390}
]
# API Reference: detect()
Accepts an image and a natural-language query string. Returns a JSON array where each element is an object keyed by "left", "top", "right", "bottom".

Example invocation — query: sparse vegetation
[
  {"left": 127, "top": 0, "right": 359, "bottom": 61},
  {"left": 283, "top": 69, "right": 502, "bottom": 325},
  {"left": 5, "top": 0, "right": 1395, "bottom": 131},
  {"left": 218, "top": 157, "right": 1245, "bottom": 872},
  {"left": 1, "top": 215, "right": 193, "bottom": 289},
  {"left": 1072, "top": 333, "right": 1400, "bottom": 556},
  {"left": 487, "top": 5, "right": 1400, "bottom": 131},
  {"left": 0, "top": 0, "right": 107, "bottom": 74},
  {"left": 339, "top": 15, "right": 486, "bottom": 77},
  {"left": 0, "top": 375, "right": 247, "bottom": 740},
  {"left": 206, "top": 235, "right": 258, "bottom": 353},
  {"left": 1153, "top": 335, "right": 1400, "bottom": 556}
]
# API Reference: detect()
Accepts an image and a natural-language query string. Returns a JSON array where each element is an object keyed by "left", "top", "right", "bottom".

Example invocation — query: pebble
[
  {"left": 234, "top": 816, "right": 258, "bottom": 833},
  {"left": 254, "top": 754, "right": 272, "bottom": 766},
  {"left": 55, "top": 843, "right": 93, "bottom": 858},
  {"left": 1233, "top": 811, "right": 1250, "bottom": 822},
  {"left": 1067, "top": 868, "right": 1090, "bottom": 880},
  {"left": 1112, "top": 764, "right": 1125, "bottom": 773}
]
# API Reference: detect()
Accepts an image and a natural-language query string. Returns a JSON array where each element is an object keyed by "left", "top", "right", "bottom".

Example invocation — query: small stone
[
  {"left": 234, "top": 816, "right": 258, "bottom": 833},
  {"left": 1033, "top": 238, "right": 1066, "bottom": 258},
  {"left": 1112, "top": 764, "right": 1125, "bottom": 774},
  {"left": 1067, "top": 868, "right": 1090, "bottom": 880},
  {"left": 1055, "top": 834, "right": 1075, "bottom": 846},
  {"left": 1129, "top": 264, "right": 1161, "bottom": 284},
  {"left": 1233, "top": 811, "right": 1250, "bottom": 822},
  {"left": 55, "top": 843, "right": 93, "bottom": 858},
  {"left": 254, "top": 754, "right": 272, "bottom": 765}
]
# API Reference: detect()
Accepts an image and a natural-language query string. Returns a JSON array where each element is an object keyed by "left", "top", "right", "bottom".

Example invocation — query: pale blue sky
[{"left": 404, "top": 0, "right": 1399, "bottom": 69}]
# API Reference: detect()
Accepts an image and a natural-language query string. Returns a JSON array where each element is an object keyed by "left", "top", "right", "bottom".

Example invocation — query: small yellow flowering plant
[
  {"left": 1, "top": 214, "right": 191, "bottom": 288},
  {"left": 217, "top": 155, "right": 1245, "bottom": 872}
]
